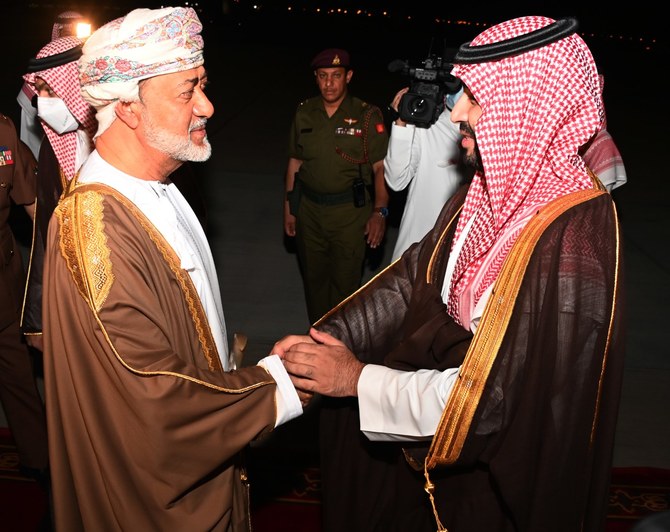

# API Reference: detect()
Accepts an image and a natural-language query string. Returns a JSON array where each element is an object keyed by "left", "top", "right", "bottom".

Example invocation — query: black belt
[{"left": 301, "top": 184, "right": 355, "bottom": 206}]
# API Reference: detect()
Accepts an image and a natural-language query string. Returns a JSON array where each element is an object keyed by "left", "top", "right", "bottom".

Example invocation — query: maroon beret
[{"left": 311, "top": 48, "right": 350, "bottom": 69}]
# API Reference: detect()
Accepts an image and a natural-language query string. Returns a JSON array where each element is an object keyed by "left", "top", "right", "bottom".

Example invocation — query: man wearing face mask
[
  {"left": 16, "top": 10, "right": 91, "bottom": 159},
  {"left": 21, "top": 36, "right": 97, "bottom": 350}
]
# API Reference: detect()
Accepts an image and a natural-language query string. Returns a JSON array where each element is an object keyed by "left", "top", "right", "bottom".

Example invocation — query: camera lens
[{"left": 410, "top": 98, "right": 427, "bottom": 115}]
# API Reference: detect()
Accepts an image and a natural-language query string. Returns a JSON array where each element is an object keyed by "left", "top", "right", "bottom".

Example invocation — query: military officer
[
  {"left": 0, "top": 113, "right": 48, "bottom": 483},
  {"left": 283, "top": 48, "right": 390, "bottom": 324}
]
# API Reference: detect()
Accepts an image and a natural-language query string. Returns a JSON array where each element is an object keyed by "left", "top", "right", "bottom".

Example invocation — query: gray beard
[{"left": 142, "top": 110, "right": 211, "bottom": 162}]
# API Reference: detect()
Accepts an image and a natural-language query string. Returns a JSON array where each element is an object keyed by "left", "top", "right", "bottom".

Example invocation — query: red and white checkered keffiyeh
[
  {"left": 581, "top": 75, "right": 627, "bottom": 191},
  {"left": 448, "top": 16, "right": 604, "bottom": 327},
  {"left": 24, "top": 36, "right": 96, "bottom": 181}
]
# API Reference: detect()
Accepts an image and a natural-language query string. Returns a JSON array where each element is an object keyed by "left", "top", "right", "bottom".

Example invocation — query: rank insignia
[{"left": 0, "top": 148, "right": 14, "bottom": 166}]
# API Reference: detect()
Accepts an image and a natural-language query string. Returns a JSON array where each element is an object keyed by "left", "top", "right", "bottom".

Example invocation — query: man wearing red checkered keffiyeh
[
  {"left": 24, "top": 36, "right": 96, "bottom": 184},
  {"left": 582, "top": 75, "right": 628, "bottom": 192},
  {"left": 20, "top": 36, "right": 96, "bottom": 346},
  {"left": 277, "top": 15, "right": 625, "bottom": 532},
  {"left": 445, "top": 15, "right": 604, "bottom": 329},
  {"left": 16, "top": 11, "right": 91, "bottom": 159}
]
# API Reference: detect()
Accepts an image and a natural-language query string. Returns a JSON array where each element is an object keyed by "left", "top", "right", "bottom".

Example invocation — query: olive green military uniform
[
  {"left": 0, "top": 114, "right": 48, "bottom": 473},
  {"left": 288, "top": 94, "right": 388, "bottom": 323}
]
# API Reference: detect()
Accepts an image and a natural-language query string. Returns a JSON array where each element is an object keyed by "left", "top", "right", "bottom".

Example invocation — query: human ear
[{"left": 114, "top": 100, "right": 141, "bottom": 129}]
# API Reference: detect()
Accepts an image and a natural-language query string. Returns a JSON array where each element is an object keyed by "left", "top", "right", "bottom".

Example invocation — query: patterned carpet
[
  {"left": 1, "top": 428, "right": 668, "bottom": 532},
  {"left": 606, "top": 466, "right": 670, "bottom": 531}
]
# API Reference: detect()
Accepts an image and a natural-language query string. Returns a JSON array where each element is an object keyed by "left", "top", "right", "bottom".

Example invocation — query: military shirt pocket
[
  {"left": 0, "top": 228, "right": 21, "bottom": 328},
  {"left": 0, "top": 227, "right": 15, "bottom": 267},
  {"left": 334, "top": 128, "right": 365, "bottom": 161},
  {"left": 0, "top": 164, "right": 12, "bottom": 201}
]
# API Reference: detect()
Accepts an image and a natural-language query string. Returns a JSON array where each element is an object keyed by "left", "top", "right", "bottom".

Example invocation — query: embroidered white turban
[{"left": 78, "top": 6, "right": 204, "bottom": 138}]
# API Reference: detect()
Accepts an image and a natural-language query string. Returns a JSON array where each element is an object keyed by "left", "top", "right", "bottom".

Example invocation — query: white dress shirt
[{"left": 358, "top": 214, "right": 481, "bottom": 441}]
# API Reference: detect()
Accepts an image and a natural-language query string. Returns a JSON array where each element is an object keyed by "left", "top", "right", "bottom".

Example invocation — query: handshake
[{"left": 272, "top": 328, "right": 364, "bottom": 406}]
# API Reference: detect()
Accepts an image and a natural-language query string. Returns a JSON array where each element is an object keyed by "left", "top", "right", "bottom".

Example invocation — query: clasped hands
[{"left": 272, "top": 327, "right": 364, "bottom": 407}]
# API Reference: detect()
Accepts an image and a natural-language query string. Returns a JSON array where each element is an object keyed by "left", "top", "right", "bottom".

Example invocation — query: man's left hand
[{"left": 365, "top": 213, "right": 386, "bottom": 248}]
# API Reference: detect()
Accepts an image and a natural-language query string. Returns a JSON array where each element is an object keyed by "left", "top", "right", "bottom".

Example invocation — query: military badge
[{"left": 0, "top": 148, "right": 14, "bottom": 166}]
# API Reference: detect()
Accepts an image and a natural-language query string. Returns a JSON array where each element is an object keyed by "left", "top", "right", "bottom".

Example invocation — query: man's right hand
[
  {"left": 282, "top": 328, "right": 364, "bottom": 398},
  {"left": 284, "top": 209, "right": 296, "bottom": 237},
  {"left": 390, "top": 87, "right": 409, "bottom": 126}
]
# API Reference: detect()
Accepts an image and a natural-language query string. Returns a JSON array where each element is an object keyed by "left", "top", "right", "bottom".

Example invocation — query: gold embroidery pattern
[
  {"left": 590, "top": 199, "right": 621, "bottom": 444},
  {"left": 55, "top": 184, "right": 271, "bottom": 392},
  {"left": 93, "top": 185, "right": 222, "bottom": 372},
  {"left": 56, "top": 190, "right": 113, "bottom": 312}
]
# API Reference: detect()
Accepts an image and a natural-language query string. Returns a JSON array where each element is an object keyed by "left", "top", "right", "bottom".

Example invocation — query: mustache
[
  {"left": 459, "top": 122, "right": 475, "bottom": 138},
  {"left": 189, "top": 118, "right": 207, "bottom": 132}
]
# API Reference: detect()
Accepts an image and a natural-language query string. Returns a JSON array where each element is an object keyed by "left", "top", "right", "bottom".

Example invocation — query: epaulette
[{"left": 360, "top": 101, "right": 382, "bottom": 114}]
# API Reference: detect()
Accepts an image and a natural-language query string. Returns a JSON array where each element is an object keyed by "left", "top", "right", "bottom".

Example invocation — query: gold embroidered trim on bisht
[
  {"left": 19, "top": 196, "right": 39, "bottom": 328},
  {"left": 105, "top": 183, "right": 219, "bottom": 372},
  {"left": 589, "top": 197, "right": 621, "bottom": 444},
  {"left": 110, "top": 192, "right": 223, "bottom": 373},
  {"left": 56, "top": 190, "right": 113, "bottom": 312},
  {"left": 54, "top": 183, "right": 272, "bottom": 392},
  {"left": 425, "top": 187, "right": 604, "bottom": 469}
]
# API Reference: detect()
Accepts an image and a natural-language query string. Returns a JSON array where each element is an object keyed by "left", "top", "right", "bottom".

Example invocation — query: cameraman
[{"left": 384, "top": 86, "right": 472, "bottom": 261}]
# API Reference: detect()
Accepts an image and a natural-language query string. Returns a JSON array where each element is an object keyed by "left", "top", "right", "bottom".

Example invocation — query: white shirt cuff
[
  {"left": 357, "top": 363, "right": 460, "bottom": 441},
  {"left": 258, "top": 354, "right": 302, "bottom": 427}
]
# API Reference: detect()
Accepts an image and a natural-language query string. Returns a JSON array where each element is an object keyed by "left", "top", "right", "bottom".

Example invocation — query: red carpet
[
  {"left": 606, "top": 466, "right": 670, "bottom": 531},
  {"left": 1, "top": 427, "right": 668, "bottom": 532}
]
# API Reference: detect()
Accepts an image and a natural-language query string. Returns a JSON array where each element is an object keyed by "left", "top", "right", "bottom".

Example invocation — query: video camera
[{"left": 388, "top": 55, "right": 461, "bottom": 128}]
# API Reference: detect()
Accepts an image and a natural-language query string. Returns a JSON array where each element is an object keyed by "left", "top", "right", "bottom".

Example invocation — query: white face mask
[{"left": 37, "top": 96, "right": 79, "bottom": 134}]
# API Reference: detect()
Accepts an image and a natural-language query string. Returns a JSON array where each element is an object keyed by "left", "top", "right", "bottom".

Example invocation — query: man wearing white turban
[{"left": 42, "top": 7, "right": 302, "bottom": 531}]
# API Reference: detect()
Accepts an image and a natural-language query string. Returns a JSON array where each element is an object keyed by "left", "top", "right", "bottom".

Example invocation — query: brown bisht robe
[
  {"left": 316, "top": 181, "right": 625, "bottom": 532},
  {"left": 43, "top": 182, "right": 279, "bottom": 532}
]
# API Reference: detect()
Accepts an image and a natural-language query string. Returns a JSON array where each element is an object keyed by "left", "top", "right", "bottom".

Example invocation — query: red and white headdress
[
  {"left": 24, "top": 36, "right": 96, "bottom": 181},
  {"left": 447, "top": 16, "right": 604, "bottom": 326}
]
